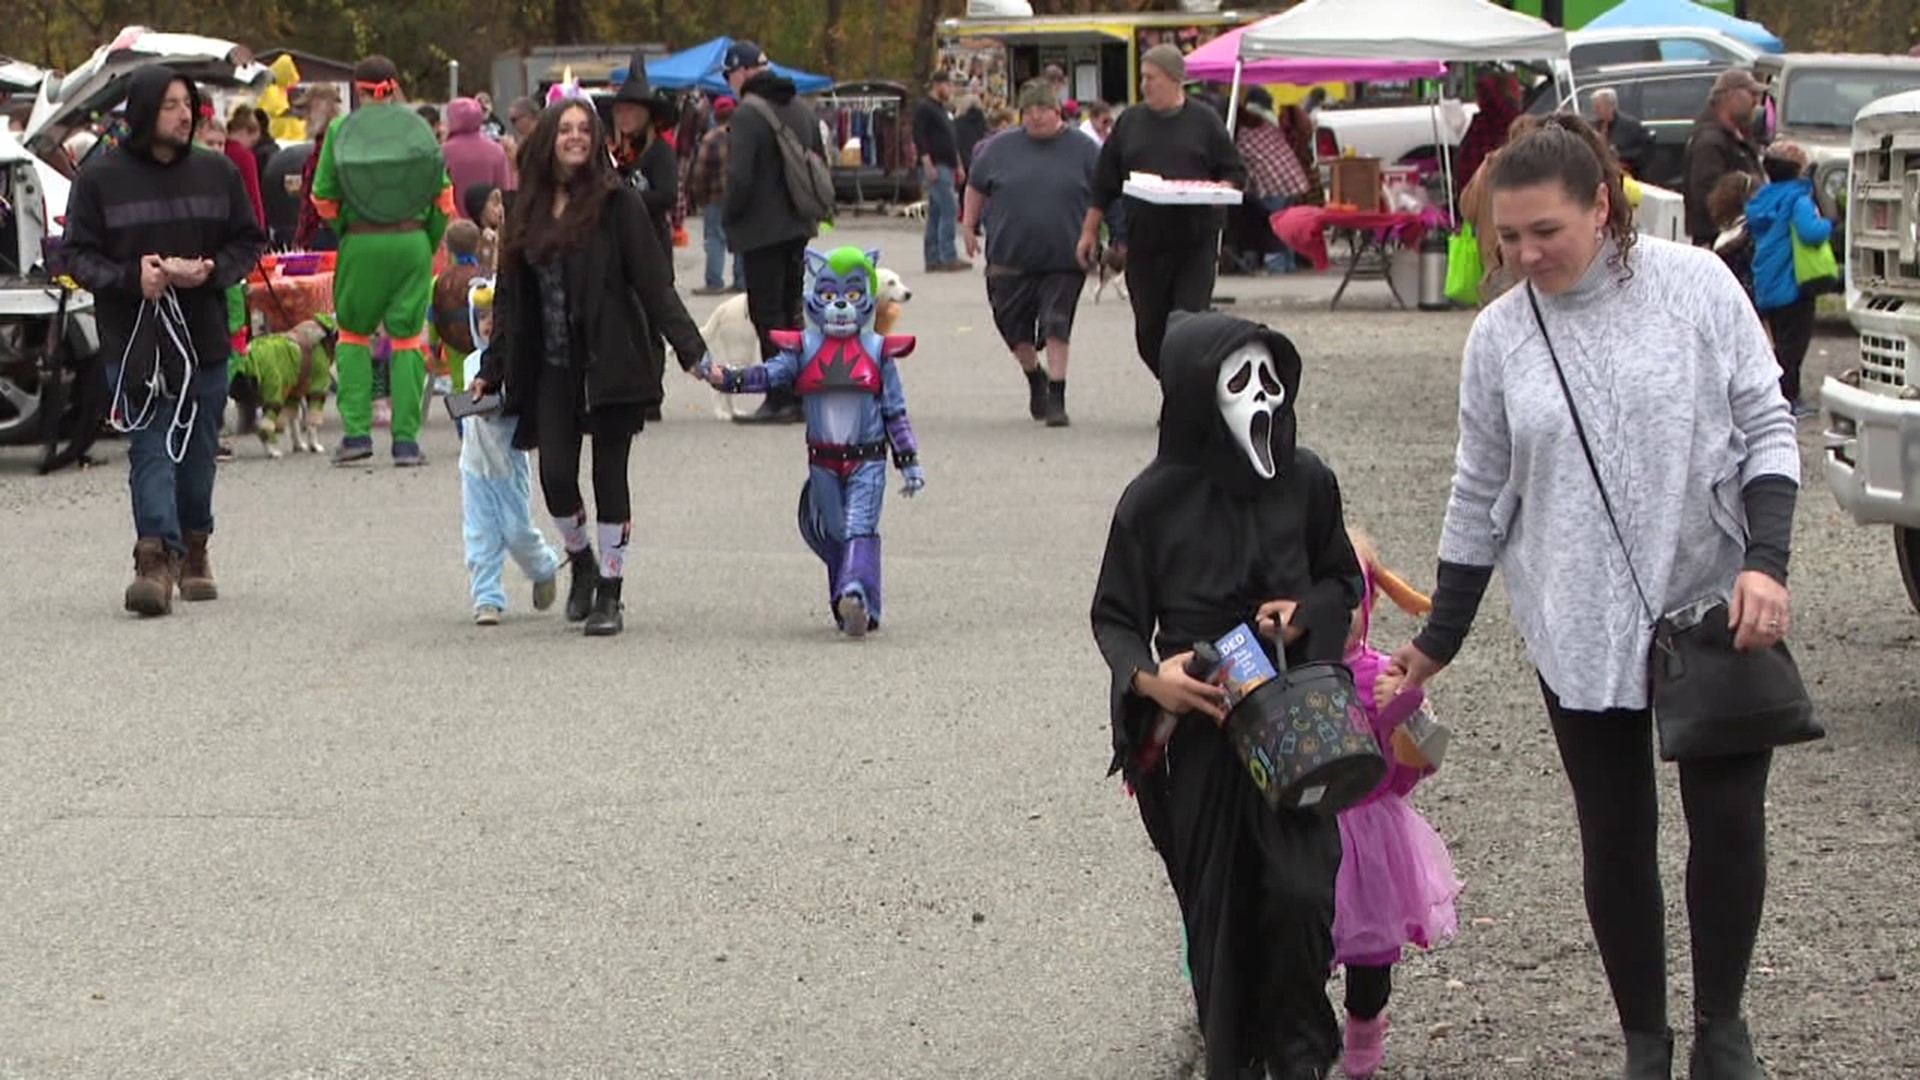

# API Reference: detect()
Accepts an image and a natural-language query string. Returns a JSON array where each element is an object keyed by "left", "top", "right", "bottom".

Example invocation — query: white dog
[{"left": 696, "top": 267, "right": 912, "bottom": 420}]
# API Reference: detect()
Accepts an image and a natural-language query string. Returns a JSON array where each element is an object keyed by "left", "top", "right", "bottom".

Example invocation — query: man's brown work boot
[
  {"left": 124, "top": 538, "right": 175, "bottom": 617},
  {"left": 179, "top": 530, "right": 218, "bottom": 601}
]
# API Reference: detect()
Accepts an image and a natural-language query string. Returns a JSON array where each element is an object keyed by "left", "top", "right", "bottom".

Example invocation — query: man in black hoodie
[
  {"left": 62, "top": 65, "right": 268, "bottom": 617},
  {"left": 722, "top": 40, "right": 823, "bottom": 425},
  {"left": 1092, "top": 311, "right": 1361, "bottom": 1080}
]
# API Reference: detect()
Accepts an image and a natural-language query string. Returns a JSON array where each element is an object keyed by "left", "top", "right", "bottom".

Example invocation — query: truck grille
[{"left": 1860, "top": 331, "right": 1911, "bottom": 389}]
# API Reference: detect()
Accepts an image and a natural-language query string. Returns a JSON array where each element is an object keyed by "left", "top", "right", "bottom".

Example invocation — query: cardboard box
[{"left": 1329, "top": 157, "right": 1384, "bottom": 212}]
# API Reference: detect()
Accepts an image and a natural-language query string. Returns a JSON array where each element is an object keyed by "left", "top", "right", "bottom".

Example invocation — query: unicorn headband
[{"left": 546, "top": 67, "right": 591, "bottom": 107}]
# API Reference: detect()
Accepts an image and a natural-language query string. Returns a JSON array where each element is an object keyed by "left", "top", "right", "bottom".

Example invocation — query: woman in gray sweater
[{"left": 1384, "top": 114, "right": 1799, "bottom": 1080}]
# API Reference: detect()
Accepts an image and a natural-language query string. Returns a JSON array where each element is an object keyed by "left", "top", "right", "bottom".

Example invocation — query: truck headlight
[{"left": 1823, "top": 168, "right": 1848, "bottom": 211}]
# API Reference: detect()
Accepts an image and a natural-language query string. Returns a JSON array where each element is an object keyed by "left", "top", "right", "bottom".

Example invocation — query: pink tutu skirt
[{"left": 1333, "top": 794, "right": 1462, "bottom": 967}]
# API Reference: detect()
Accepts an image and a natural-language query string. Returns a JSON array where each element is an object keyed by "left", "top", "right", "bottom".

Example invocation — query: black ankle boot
[
  {"left": 584, "top": 578, "right": 624, "bottom": 637},
  {"left": 1024, "top": 366, "right": 1048, "bottom": 421},
  {"left": 564, "top": 548, "right": 599, "bottom": 623},
  {"left": 1688, "top": 1017, "right": 1765, "bottom": 1080},
  {"left": 1045, "top": 379, "right": 1070, "bottom": 427},
  {"left": 1625, "top": 1028, "right": 1675, "bottom": 1080}
]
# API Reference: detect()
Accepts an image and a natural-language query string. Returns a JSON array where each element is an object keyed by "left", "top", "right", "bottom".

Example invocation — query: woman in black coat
[{"left": 473, "top": 97, "right": 710, "bottom": 637}]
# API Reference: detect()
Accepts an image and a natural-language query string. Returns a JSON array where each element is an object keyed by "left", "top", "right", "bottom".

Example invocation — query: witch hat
[{"left": 611, "top": 49, "right": 677, "bottom": 127}]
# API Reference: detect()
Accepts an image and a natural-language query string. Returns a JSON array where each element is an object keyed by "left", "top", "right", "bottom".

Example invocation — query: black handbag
[{"left": 1525, "top": 286, "right": 1821, "bottom": 761}]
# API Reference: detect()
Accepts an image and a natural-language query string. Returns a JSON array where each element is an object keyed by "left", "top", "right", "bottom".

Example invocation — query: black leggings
[
  {"left": 535, "top": 364, "right": 634, "bottom": 523},
  {"left": 1543, "top": 680, "right": 1772, "bottom": 1034},
  {"left": 1345, "top": 964, "right": 1391, "bottom": 1021}
]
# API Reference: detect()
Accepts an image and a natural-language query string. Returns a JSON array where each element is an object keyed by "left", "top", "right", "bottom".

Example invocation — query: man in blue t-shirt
[{"left": 962, "top": 79, "right": 1099, "bottom": 428}]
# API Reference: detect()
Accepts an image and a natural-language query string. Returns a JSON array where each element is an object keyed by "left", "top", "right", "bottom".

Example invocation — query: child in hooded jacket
[
  {"left": 1746, "top": 141, "right": 1833, "bottom": 417},
  {"left": 458, "top": 279, "right": 560, "bottom": 625}
]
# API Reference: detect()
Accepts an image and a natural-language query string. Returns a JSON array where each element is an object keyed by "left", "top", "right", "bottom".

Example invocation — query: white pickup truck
[{"left": 1820, "top": 88, "right": 1920, "bottom": 612}]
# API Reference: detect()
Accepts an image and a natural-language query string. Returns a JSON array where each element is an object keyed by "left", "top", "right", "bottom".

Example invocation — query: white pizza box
[{"left": 1122, "top": 172, "right": 1244, "bottom": 206}]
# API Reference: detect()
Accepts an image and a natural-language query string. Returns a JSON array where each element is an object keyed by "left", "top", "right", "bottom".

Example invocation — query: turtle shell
[{"left": 331, "top": 103, "right": 446, "bottom": 225}]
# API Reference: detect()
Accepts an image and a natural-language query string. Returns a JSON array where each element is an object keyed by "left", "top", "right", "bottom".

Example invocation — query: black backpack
[{"left": 744, "top": 95, "right": 836, "bottom": 224}]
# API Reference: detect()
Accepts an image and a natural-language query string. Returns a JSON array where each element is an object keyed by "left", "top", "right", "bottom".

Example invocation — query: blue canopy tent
[
  {"left": 1586, "top": 0, "right": 1785, "bottom": 53},
  {"left": 630, "top": 37, "right": 833, "bottom": 96}
]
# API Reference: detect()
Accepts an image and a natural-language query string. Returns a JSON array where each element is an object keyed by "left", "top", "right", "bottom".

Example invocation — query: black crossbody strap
[{"left": 1524, "top": 284, "right": 1658, "bottom": 628}]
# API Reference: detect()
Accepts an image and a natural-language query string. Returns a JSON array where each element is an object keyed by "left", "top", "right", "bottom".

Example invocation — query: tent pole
[
  {"left": 1227, "top": 57, "right": 1244, "bottom": 137},
  {"left": 1430, "top": 83, "right": 1457, "bottom": 224}
]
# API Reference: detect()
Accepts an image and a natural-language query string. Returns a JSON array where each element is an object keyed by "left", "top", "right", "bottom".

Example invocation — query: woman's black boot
[
  {"left": 564, "top": 548, "right": 599, "bottom": 623},
  {"left": 1688, "top": 1017, "right": 1766, "bottom": 1080},
  {"left": 1625, "top": 1028, "right": 1675, "bottom": 1080},
  {"left": 584, "top": 578, "right": 624, "bottom": 637}
]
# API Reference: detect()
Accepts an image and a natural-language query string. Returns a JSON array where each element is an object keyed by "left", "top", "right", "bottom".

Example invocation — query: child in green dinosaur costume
[{"left": 309, "top": 55, "right": 454, "bottom": 467}]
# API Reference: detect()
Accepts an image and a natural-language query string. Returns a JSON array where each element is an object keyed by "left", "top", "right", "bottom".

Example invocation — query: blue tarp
[
  {"left": 1586, "top": 0, "right": 1785, "bottom": 53},
  {"left": 624, "top": 37, "right": 833, "bottom": 96}
]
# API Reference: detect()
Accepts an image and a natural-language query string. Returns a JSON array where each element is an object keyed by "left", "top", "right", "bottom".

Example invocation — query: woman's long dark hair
[
  {"left": 1488, "top": 111, "right": 1638, "bottom": 280},
  {"left": 503, "top": 100, "right": 621, "bottom": 266}
]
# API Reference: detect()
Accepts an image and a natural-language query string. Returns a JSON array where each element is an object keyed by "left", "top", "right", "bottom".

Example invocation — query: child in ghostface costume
[
  {"left": 1091, "top": 311, "right": 1363, "bottom": 1080},
  {"left": 702, "top": 247, "right": 924, "bottom": 637}
]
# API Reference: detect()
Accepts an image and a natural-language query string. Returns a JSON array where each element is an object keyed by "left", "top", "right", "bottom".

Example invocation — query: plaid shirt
[
  {"left": 1238, "top": 122, "right": 1311, "bottom": 200},
  {"left": 690, "top": 125, "right": 730, "bottom": 207}
]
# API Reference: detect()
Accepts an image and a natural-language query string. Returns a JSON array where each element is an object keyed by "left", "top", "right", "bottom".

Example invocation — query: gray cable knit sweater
[{"left": 1438, "top": 236, "right": 1801, "bottom": 711}]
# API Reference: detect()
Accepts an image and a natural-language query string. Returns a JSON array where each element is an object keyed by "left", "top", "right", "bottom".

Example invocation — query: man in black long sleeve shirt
[
  {"left": 62, "top": 65, "right": 267, "bottom": 615},
  {"left": 1078, "top": 45, "right": 1246, "bottom": 379},
  {"left": 912, "top": 72, "right": 966, "bottom": 273}
]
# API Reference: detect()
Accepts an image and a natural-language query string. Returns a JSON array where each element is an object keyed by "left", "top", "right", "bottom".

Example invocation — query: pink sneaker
[{"left": 1342, "top": 1013, "right": 1388, "bottom": 1078}]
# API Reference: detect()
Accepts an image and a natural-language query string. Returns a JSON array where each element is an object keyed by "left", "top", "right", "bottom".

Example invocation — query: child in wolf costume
[
  {"left": 229, "top": 313, "right": 338, "bottom": 457},
  {"left": 309, "top": 55, "right": 455, "bottom": 467},
  {"left": 702, "top": 246, "right": 924, "bottom": 637}
]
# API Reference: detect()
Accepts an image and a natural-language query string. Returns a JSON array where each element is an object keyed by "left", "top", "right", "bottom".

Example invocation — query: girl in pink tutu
[{"left": 1334, "top": 530, "right": 1463, "bottom": 1077}]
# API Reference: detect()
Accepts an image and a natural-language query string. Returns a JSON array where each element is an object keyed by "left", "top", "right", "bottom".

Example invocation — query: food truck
[{"left": 937, "top": 9, "right": 1260, "bottom": 107}]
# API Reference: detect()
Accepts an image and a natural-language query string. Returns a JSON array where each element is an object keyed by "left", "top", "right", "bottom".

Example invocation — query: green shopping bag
[
  {"left": 1445, "top": 224, "right": 1484, "bottom": 307},
  {"left": 1791, "top": 221, "right": 1840, "bottom": 295}
]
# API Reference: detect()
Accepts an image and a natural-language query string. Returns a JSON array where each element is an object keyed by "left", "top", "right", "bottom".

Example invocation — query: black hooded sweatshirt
[
  {"left": 1091, "top": 311, "right": 1364, "bottom": 776},
  {"left": 63, "top": 66, "right": 268, "bottom": 379},
  {"left": 723, "top": 70, "right": 827, "bottom": 253}
]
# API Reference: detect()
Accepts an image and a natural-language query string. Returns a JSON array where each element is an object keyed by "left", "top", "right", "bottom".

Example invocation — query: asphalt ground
[{"left": 2, "top": 217, "right": 1912, "bottom": 1078}]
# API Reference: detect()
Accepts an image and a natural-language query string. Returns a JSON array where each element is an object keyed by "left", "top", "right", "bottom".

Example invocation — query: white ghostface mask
[{"left": 1216, "top": 342, "right": 1285, "bottom": 479}]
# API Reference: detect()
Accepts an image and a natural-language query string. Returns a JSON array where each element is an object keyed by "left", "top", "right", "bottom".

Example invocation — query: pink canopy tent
[{"left": 1184, "top": 24, "right": 1446, "bottom": 86}]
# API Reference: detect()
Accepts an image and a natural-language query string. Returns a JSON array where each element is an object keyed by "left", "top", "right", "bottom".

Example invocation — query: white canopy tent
[
  {"left": 1236, "top": 0, "right": 1569, "bottom": 63},
  {"left": 1226, "top": 0, "right": 1571, "bottom": 217}
]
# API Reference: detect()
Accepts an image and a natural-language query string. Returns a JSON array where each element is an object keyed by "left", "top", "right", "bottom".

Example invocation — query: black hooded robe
[{"left": 1091, "top": 312, "right": 1362, "bottom": 1079}]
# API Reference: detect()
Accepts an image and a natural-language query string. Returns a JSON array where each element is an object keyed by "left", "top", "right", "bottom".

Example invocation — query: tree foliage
[{"left": 11, "top": 0, "right": 1915, "bottom": 105}]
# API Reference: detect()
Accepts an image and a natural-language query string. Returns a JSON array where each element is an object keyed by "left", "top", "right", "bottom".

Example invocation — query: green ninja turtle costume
[{"left": 310, "top": 85, "right": 452, "bottom": 465}]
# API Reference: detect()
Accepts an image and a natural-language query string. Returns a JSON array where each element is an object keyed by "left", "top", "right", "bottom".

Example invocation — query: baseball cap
[
  {"left": 724, "top": 41, "right": 768, "bottom": 75},
  {"left": 1711, "top": 68, "right": 1763, "bottom": 95},
  {"left": 713, "top": 96, "right": 738, "bottom": 118}
]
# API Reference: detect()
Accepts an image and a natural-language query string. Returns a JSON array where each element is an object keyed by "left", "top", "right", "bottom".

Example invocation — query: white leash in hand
[{"left": 109, "top": 287, "right": 203, "bottom": 464}]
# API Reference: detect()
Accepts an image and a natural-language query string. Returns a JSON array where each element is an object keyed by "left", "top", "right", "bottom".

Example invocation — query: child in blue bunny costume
[
  {"left": 460, "top": 278, "right": 560, "bottom": 625},
  {"left": 702, "top": 246, "right": 923, "bottom": 637}
]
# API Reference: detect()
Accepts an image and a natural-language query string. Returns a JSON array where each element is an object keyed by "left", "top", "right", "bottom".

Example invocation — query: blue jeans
[
  {"left": 1260, "top": 194, "right": 1299, "bottom": 273},
  {"left": 120, "top": 364, "right": 228, "bottom": 555},
  {"left": 702, "top": 208, "right": 744, "bottom": 290},
  {"left": 924, "top": 164, "right": 959, "bottom": 269}
]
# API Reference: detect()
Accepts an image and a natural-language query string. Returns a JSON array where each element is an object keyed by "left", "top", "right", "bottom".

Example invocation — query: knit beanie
[
  {"left": 1016, "top": 79, "right": 1059, "bottom": 113},
  {"left": 1142, "top": 44, "right": 1187, "bottom": 82}
]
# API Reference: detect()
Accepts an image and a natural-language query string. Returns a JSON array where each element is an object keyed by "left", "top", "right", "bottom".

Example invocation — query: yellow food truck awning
[{"left": 946, "top": 21, "right": 1131, "bottom": 42}]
